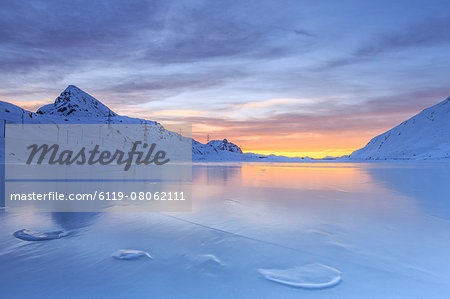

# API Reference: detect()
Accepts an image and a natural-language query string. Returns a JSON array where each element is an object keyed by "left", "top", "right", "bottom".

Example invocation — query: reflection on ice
[
  {"left": 363, "top": 163, "right": 450, "bottom": 220},
  {"left": 259, "top": 263, "right": 342, "bottom": 289},
  {"left": 50, "top": 212, "right": 100, "bottom": 231}
]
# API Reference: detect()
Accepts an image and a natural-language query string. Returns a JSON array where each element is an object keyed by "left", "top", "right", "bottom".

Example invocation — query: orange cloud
[
  {"left": 232, "top": 98, "right": 315, "bottom": 109},
  {"left": 8, "top": 100, "right": 48, "bottom": 112}
]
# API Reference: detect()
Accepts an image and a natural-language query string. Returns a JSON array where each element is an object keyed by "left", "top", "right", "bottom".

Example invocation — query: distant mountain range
[
  {"left": 0, "top": 85, "right": 308, "bottom": 162},
  {"left": 350, "top": 96, "right": 450, "bottom": 160},
  {"left": 1, "top": 85, "right": 448, "bottom": 161}
]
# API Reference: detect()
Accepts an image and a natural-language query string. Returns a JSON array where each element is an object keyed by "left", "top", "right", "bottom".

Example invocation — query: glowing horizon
[
  {"left": 1, "top": 1, "right": 449, "bottom": 158},
  {"left": 6, "top": 93, "right": 446, "bottom": 158}
]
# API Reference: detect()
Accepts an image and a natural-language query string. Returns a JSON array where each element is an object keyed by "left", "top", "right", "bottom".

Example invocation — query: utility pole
[
  {"left": 144, "top": 121, "right": 148, "bottom": 143},
  {"left": 0, "top": 120, "right": 5, "bottom": 208},
  {"left": 107, "top": 111, "right": 112, "bottom": 127}
]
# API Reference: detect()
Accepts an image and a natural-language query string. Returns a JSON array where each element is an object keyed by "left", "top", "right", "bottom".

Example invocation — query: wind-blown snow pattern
[{"left": 350, "top": 96, "right": 450, "bottom": 160}]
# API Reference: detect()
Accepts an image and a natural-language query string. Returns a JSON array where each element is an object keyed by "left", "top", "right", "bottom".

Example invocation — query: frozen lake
[{"left": 1, "top": 162, "right": 449, "bottom": 298}]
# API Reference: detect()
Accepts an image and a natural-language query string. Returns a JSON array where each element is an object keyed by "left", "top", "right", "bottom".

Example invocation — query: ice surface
[
  {"left": 0, "top": 162, "right": 449, "bottom": 298},
  {"left": 112, "top": 249, "right": 152, "bottom": 260},
  {"left": 13, "top": 229, "right": 65, "bottom": 241},
  {"left": 188, "top": 254, "right": 223, "bottom": 267},
  {"left": 259, "top": 263, "right": 341, "bottom": 289},
  {"left": 183, "top": 254, "right": 225, "bottom": 277}
]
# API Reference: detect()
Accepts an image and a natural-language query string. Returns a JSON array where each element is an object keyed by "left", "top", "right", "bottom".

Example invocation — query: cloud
[
  {"left": 321, "top": 16, "right": 450, "bottom": 69},
  {"left": 7, "top": 100, "right": 48, "bottom": 112},
  {"left": 0, "top": 0, "right": 294, "bottom": 75},
  {"left": 0, "top": 0, "right": 311, "bottom": 103},
  {"left": 151, "top": 88, "right": 449, "bottom": 141},
  {"left": 97, "top": 69, "right": 248, "bottom": 103},
  {"left": 274, "top": 26, "right": 316, "bottom": 38},
  {"left": 355, "top": 18, "right": 450, "bottom": 56},
  {"left": 231, "top": 98, "right": 315, "bottom": 109},
  {"left": 0, "top": 1, "right": 167, "bottom": 71},
  {"left": 0, "top": 0, "right": 449, "bottom": 157}
]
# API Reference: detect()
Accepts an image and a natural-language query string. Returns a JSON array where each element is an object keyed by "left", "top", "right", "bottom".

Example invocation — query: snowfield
[{"left": 350, "top": 96, "right": 450, "bottom": 160}]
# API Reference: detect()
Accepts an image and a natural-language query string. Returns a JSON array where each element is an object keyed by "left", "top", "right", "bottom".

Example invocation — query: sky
[{"left": 0, "top": 0, "right": 449, "bottom": 158}]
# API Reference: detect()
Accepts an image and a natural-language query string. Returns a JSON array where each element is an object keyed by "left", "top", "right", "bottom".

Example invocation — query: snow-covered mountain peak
[
  {"left": 207, "top": 139, "right": 243, "bottom": 154},
  {"left": 350, "top": 96, "right": 450, "bottom": 160},
  {"left": 36, "top": 85, "right": 116, "bottom": 118}
]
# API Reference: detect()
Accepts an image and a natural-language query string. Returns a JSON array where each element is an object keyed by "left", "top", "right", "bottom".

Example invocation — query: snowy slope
[
  {"left": 37, "top": 85, "right": 116, "bottom": 118},
  {"left": 32, "top": 85, "right": 154, "bottom": 125},
  {"left": 0, "top": 101, "right": 39, "bottom": 124},
  {"left": 350, "top": 96, "right": 450, "bottom": 160},
  {"left": 192, "top": 139, "right": 256, "bottom": 161},
  {"left": 207, "top": 139, "right": 243, "bottom": 154}
]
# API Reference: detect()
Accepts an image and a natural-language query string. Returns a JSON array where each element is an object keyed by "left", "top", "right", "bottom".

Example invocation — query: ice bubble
[
  {"left": 13, "top": 229, "right": 65, "bottom": 241},
  {"left": 259, "top": 263, "right": 341, "bottom": 289},
  {"left": 112, "top": 249, "right": 152, "bottom": 260}
]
